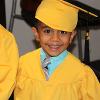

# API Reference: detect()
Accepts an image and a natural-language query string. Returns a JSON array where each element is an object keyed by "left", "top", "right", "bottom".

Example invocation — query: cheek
[
  {"left": 40, "top": 36, "right": 50, "bottom": 42},
  {"left": 61, "top": 38, "right": 71, "bottom": 49},
  {"left": 39, "top": 37, "right": 48, "bottom": 46},
  {"left": 62, "top": 37, "right": 70, "bottom": 44}
]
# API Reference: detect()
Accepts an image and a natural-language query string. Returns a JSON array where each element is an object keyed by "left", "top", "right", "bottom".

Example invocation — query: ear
[
  {"left": 69, "top": 30, "right": 77, "bottom": 44},
  {"left": 32, "top": 27, "right": 40, "bottom": 41}
]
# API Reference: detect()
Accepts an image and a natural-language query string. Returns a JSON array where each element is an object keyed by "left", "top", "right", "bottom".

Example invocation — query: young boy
[
  {"left": 0, "top": 24, "right": 19, "bottom": 100},
  {"left": 14, "top": 0, "right": 100, "bottom": 100}
]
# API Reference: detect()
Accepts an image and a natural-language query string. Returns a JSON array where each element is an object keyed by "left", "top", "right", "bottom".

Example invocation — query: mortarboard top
[
  {"left": 35, "top": 0, "right": 100, "bottom": 32},
  {"left": 35, "top": 0, "right": 79, "bottom": 32}
]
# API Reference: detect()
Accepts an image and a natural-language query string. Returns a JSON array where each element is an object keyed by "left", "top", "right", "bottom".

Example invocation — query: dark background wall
[{"left": 0, "top": 0, "right": 6, "bottom": 27}]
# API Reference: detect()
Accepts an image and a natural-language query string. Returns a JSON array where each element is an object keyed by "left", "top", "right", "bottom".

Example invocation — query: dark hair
[{"left": 20, "top": 0, "right": 42, "bottom": 27}]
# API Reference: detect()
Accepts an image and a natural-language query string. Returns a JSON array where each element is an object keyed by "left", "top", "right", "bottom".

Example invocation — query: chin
[{"left": 47, "top": 52, "right": 61, "bottom": 57}]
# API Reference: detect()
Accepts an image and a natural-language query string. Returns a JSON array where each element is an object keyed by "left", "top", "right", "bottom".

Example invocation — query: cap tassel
[{"left": 84, "top": 27, "right": 90, "bottom": 65}]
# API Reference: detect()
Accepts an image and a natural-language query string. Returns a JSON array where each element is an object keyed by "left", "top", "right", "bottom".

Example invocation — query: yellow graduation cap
[{"left": 35, "top": 0, "right": 98, "bottom": 32}]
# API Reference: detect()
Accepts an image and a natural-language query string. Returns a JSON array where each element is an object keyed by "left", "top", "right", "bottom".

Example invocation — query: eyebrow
[{"left": 41, "top": 25, "right": 51, "bottom": 29}]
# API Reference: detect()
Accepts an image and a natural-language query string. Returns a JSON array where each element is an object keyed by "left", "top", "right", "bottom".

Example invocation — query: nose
[{"left": 51, "top": 32, "right": 60, "bottom": 42}]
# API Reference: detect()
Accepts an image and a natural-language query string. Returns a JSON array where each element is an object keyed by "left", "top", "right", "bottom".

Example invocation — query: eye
[
  {"left": 43, "top": 28, "right": 54, "bottom": 35},
  {"left": 60, "top": 31, "right": 67, "bottom": 35},
  {"left": 44, "top": 29, "right": 51, "bottom": 33}
]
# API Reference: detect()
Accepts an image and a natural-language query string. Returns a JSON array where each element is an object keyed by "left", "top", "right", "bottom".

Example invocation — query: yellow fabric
[
  {"left": 35, "top": 0, "right": 78, "bottom": 32},
  {"left": 60, "top": 0, "right": 97, "bottom": 17},
  {"left": 0, "top": 25, "right": 19, "bottom": 100},
  {"left": 14, "top": 48, "right": 100, "bottom": 100}
]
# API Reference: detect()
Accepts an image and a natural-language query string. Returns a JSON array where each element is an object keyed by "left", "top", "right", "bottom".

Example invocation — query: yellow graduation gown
[
  {"left": 0, "top": 25, "right": 19, "bottom": 100},
  {"left": 14, "top": 48, "right": 100, "bottom": 100}
]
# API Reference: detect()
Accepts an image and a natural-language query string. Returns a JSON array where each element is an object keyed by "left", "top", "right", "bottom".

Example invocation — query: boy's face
[{"left": 32, "top": 22, "right": 76, "bottom": 57}]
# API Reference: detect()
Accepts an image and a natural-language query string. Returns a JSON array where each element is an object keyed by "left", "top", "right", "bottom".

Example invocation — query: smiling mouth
[{"left": 48, "top": 45, "right": 61, "bottom": 51}]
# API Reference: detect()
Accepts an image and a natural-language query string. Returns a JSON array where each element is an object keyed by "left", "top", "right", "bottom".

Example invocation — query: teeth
[
  {"left": 49, "top": 45, "right": 60, "bottom": 49},
  {"left": 49, "top": 45, "right": 59, "bottom": 47}
]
